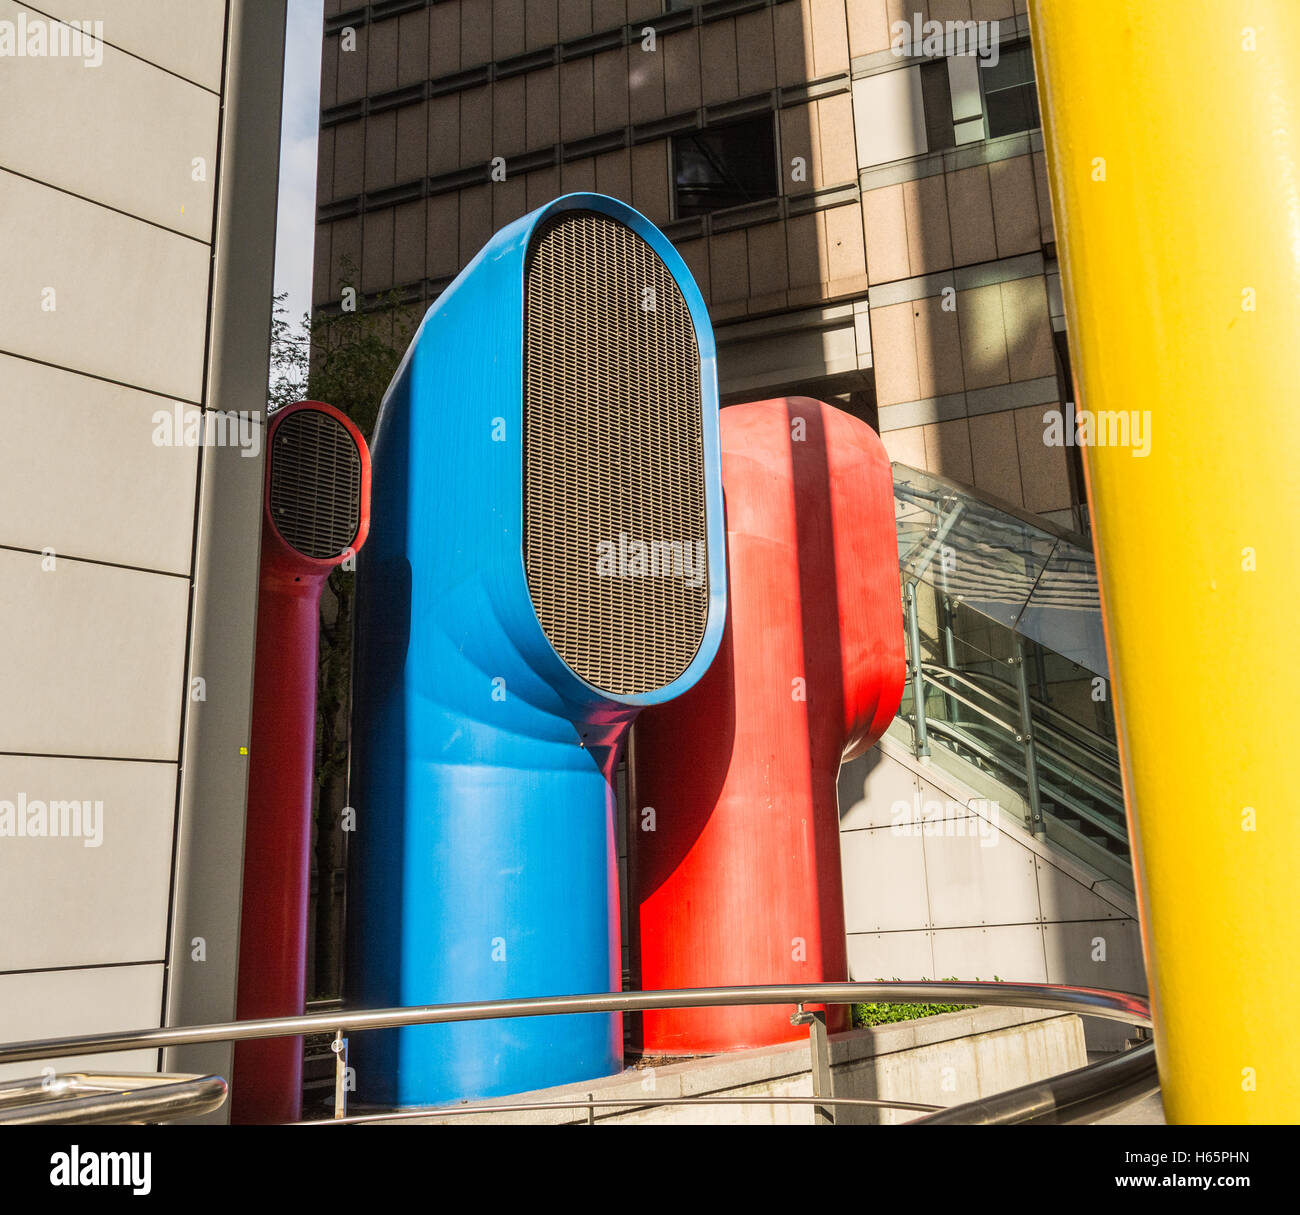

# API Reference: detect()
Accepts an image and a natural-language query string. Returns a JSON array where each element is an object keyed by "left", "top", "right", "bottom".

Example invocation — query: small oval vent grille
[
  {"left": 524, "top": 210, "right": 708, "bottom": 696},
  {"left": 269, "top": 409, "right": 361, "bottom": 560}
]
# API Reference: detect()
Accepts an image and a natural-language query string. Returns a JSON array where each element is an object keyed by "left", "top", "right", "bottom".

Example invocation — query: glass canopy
[{"left": 893, "top": 463, "right": 1108, "bottom": 678}]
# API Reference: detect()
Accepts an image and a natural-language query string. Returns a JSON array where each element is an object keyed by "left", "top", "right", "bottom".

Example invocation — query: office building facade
[{"left": 314, "top": 0, "right": 1083, "bottom": 529}]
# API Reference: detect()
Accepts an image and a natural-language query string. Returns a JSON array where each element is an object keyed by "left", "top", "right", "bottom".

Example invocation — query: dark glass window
[
  {"left": 672, "top": 115, "right": 778, "bottom": 219},
  {"left": 981, "top": 41, "right": 1040, "bottom": 138},
  {"left": 920, "top": 59, "right": 955, "bottom": 153}
]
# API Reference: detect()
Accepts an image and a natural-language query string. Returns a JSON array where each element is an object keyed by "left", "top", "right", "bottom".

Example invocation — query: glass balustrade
[{"left": 893, "top": 464, "right": 1130, "bottom": 885}]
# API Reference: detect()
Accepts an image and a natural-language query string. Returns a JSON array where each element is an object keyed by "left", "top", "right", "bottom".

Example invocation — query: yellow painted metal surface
[{"left": 1028, "top": 0, "right": 1300, "bottom": 1122}]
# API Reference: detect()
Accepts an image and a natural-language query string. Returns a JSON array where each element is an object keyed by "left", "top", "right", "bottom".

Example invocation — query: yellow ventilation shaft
[{"left": 1028, "top": 0, "right": 1300, "bottom": 1122}]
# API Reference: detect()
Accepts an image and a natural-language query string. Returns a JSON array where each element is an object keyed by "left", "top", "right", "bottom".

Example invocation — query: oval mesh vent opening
[
  {"left": 269, "top": 409, "right": 361, "bottom": 560},
  {"left": 524, "top": 210, "right": 708, "bottom": 696}
]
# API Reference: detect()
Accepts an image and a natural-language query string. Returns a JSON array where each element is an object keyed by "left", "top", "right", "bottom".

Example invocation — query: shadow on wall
[
  {"left": 865, "top": 3, "right": 1084, "bottom": 528},
  {"left": 835, "top": 738, "right": 1147, "bottom": 1052}
]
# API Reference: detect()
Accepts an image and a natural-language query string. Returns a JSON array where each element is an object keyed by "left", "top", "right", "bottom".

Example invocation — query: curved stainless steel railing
[
  {"left": 0, "top": 982, "right": 1156, "bottom": 1126},
  {"left": 316, "top": 1094, "right": 949, "bottom": 1125},
  {"left": 912, "top": 1040, "right": 1158, "bottom": 1125},
  {"left": 0, "top": 1072, "right": 228, "bottom": 1125}
]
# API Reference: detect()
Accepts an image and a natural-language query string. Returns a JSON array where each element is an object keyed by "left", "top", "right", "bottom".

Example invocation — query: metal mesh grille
[
  {"left": 524, "top": 211, "right": 708, "bottom": 695},
  {"left": 269, "top": 409, "right": 361, "bottom": 560}
]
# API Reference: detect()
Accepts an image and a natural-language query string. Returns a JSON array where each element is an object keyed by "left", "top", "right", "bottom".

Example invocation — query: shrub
[{"left": 850, "top": 977, "right": 998, "bottom": 1028}]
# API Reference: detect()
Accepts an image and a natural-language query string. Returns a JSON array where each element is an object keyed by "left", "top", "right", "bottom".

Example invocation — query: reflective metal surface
[
  {"left": 911, "top": 1041, "right": 1158, "bottom": 1126},
  {"left": 305, "top": 1094, "right": 947, "bottom": 1125},
  {"left": 0, "top": 1072, "right": 228, "bottom": 1125},
  {"left": 0, "top": 981, "right": 1152, "bottom": 1066},
  {"left": 0, "top": 983, "right": 1152, "bottom": 1125}
]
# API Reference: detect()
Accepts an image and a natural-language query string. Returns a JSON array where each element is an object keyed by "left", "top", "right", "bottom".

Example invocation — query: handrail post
[
  {"left": 332, "top": 1029, "right": 348, "bottom": 1121},
  {"left": 1013, "top": 638, "right": 1046, "bottom": 838},
  {"left": 905, "top": 581, "right": 929, "bottom": 757},
  {"left": 940, "top": 594, "right": 959, "bottom": 723},
  {"left": 790, "top": 1005, "right": 834, "bottom": 1125}
]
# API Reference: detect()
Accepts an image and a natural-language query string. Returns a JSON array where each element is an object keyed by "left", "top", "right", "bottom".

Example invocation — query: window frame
[
  {"left": 979, "top": 39, "right": 1041, "bottom": 140},
  {"left": 670, "top": 113, "right": 781, "bottom": 222}
]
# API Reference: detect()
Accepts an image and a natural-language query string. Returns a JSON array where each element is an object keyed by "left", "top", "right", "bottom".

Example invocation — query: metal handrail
[
  {"left": 1035, "top": 735, "right": 1124, "bottom": 802},
  {"left": 307, "top": 1094, "right": 947, "bottom": 1125},
  {"left": 912, "top": 1041, "right": 1158, "bottom": 1126},
  {"left": 941, "top": 712, "right": 1126, "bottom": 840},
  {"left": 918, "top": 717, "right": 1128, "bottom": 847},
  {"left": 952, "top": 714, "right": 1126, "bottom": 818},
  {"left": 0, "top": 982, "right": 1154, "bottom": 1126},
  {"left": 917, "top": 668, "right": 1021, "bottom": 736},
  {"left": 1037, "top": 775, "right": 1128, "bottom": 845},
  {"left": 0, "top": 982, "right": 1151, "bottom": 1066},
  {"left": 951, "top": 666, "right": 1120, "bottom": 764},
  {"left": 913, "top": 656, "right": 1126, "bottom": 830},
  {"left": 924, "top": 663, "right": 1120, "bottom": 769},
  {"left": 0, "top": 1072, "right": 228, "bottom": 1125}
]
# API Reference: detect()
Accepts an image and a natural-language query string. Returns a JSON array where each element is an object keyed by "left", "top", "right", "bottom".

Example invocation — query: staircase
[{"left": 892, "top": 463, "right": 1132, "bottom": 888}]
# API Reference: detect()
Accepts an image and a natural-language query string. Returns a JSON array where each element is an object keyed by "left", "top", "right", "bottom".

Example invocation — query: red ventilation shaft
[
  {"left": 232, "top": 401, "right": 371, "bottom": 1124},
  {"left": 629, "top": 398, "right": 905, "bottom": 1053}
]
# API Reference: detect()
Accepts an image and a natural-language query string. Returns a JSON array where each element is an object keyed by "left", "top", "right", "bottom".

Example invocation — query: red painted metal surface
[
  {"left": 231, "top": 402, "right": 370, "bottom": 1124},
  {"left": 629, "top": 398, "right": 905, "bottom": 1053}
]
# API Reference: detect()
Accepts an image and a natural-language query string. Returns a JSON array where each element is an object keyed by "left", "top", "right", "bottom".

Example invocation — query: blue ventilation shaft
[{"left": 348, "top": 194, "right": 726, "bottom": 1106}]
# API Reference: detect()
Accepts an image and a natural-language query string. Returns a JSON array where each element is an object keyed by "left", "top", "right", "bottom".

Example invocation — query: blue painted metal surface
[{"left": 348, "top": 194, "right": 726, "bottom": 1106}]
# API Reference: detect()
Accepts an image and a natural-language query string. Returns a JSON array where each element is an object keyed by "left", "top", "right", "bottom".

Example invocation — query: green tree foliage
[
  {"left": 268, "top": 261, "right": 416, "bottom": 439},
  {"left": 850, "top": 978, "right": 993, "bottom": 1028}
]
